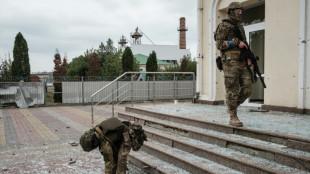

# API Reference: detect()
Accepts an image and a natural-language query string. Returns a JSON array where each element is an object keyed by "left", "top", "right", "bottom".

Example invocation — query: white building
[
  {"left": 131, "top": 44, "right": 191, "bottom": 64},
  {"left": 196, "top": 0, "right": 310, "bottom": 114},
  {"left": 125, "top": 18, "right": 191, "bottom": 64}
]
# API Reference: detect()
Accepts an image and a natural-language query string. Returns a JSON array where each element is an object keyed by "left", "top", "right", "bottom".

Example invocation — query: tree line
[
  {"left": 0, "top": 32, "right": 196, "bottom": 102},
  {"left": 61, "top": 39, "right": 165, "bottom": 79},
  {"left": 0, "top": 32, "right": 196, "bottom": 81},
  {"left": 61, "top": 39, "right": 141, "bottom": 79}
]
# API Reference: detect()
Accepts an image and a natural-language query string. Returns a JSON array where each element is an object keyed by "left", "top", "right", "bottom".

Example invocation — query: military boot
[{"left": 227, "top": 109, "right": 243, "bottom": 127}]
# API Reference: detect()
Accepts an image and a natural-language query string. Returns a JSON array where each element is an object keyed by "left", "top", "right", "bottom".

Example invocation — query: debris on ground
[
  {"left": 68, "top": 141, "right": 78, "bottom": 146},
  {"left": 249, "top": 107, "right": 269, "bottom": 112},
  {"left": 69, "top": 158, "right": 76, "bottom": 164}
]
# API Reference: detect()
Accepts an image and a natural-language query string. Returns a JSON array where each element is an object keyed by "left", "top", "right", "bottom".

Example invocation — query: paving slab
[
  {"left": 1, "top": 102, "right": 309, "bottom": 173},
  {"left": 0, "top": 105, "right": 144, "bottom": 173}
]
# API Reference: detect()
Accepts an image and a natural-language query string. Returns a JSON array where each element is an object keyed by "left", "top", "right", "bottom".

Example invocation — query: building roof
[
  {"left": 131, "top": 44, "right": 191, "bottom": 62},
  {"left": 134, "top": 54, "right": 172, "bottom": 65}
]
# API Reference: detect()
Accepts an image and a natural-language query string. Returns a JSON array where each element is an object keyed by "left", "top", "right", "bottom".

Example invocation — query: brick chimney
[{"left": 178, "top": 17, "right": 187, "bottom": 49}]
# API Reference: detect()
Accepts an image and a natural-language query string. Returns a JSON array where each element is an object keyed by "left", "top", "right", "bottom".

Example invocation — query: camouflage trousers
[
  {"left": 223, "top": 59, "right": 252, "bottom": 110},
  {"left": 100, "top": 141, "right": 131, "bottom": 174}
]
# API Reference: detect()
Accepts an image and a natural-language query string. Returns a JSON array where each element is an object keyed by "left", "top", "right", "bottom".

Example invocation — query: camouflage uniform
[
  {"left": 96, "top": 118, "right": 131, "bottom": 174},
  {"left": 98, "top": 132, "right": 131, "bottom": 174},
  {"left": 214, "top": 2, "right": 252, "bottom": 127},
  {"left": 96, "top": 118, "right": 147, "bottom": 174}
]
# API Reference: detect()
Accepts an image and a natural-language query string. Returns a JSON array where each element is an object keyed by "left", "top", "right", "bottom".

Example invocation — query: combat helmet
[
  {"left": 227, "top": 2, "right": 243, "bottom": 21},
  {"left": 128, "top": 123, "right": 147, "bottom": 151}
]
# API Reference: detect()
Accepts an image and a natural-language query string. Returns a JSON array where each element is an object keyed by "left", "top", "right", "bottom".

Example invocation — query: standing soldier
[{"left": 214, "top": 2, "right": 252, "bottom": 127}]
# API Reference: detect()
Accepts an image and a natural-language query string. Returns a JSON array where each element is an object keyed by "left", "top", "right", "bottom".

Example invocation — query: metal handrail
[{"left": 91, "top": 72, "right": 195, "bottom": 127}]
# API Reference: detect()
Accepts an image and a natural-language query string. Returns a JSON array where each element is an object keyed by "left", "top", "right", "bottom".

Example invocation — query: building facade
[
  {"left": 134, "top": 54, "right": 173, "bottom": 71},
  {"left": 131, "top": 45, "right": 191, "bottom": 64},
  {"left": 196, "top": 0, "right": 310, "bottom": 113}
]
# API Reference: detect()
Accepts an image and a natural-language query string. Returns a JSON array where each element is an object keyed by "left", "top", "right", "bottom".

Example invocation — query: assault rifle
[
  {"left": 223, "top": 19, "right": 266, "bottom": 88},
  {"left": 239, "top": 42, "right": 267, "bottom": 88}
]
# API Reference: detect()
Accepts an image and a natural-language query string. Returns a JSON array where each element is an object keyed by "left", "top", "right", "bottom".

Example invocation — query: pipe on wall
[
  {"left": 196, "top": 0, "right": 204, "bottom": 97},
  {"left": 298, "top": 0, "right": 306, "bottom": 109}
]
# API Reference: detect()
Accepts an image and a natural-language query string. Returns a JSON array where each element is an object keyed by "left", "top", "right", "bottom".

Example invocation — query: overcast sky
[{"left": 0, "top": 0, "right": 197, "bottom": 73}]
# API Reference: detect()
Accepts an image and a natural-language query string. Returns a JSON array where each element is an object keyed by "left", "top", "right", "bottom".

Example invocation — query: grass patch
[{"left": 45, "top": 92, "right": 54, "bottom": 103}]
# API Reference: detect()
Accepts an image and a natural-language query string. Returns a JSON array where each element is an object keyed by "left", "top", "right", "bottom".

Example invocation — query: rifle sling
[
  {"left": 223, "top": 20, "right": 243, "bottom": 41},
  {"left": 95, "top": 126, "right": 117, "bottom": 153},
  {"left": 224, "top": 20, "right": 266, "bottom": 88}
]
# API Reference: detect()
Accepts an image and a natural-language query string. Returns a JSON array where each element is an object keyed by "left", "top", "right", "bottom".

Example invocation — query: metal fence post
[
  {"left": 174, "top": 74, "right": 176, "bottom": 101},
  {"left": 131, "top": 74, "right": 134, "bottom": 107},
  {"left": 176, "top": 76, "right": 178, "bottom": 100},
  {"left": 112, "top": 87, "right": 114, "bottom": 117},
  {"left": 116, "top": 80, "right": 119, "bottom": 102},
  {"left": 44, "top": 79, "right": 46, "bottom": 104},
  {"left": 153, "top": 74, "right": 155, "bottom": 105},
  {"left": 192, "top": 73, "right": 196, "bottom": 103},
  {"left": 82, "top": 76, "right": 84, "bottom": 104},
  {"left": 147, "top": 76, "right": 150, "bottom": 100},
  {"left": 91, "top": 97, "right": 94, "bottom": 127}
]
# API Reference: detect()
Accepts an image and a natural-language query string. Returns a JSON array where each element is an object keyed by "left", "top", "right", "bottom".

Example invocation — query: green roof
[{"left": 134, "top": 54, "right": 172, "bottom": 65}]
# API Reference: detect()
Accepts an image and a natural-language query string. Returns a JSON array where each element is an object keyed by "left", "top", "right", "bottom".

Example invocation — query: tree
[
  {"left": 105, "top": 38, "right": 116, "bottom": 55},
  {"left": 146, "top": 51, "right": 158, "bottom": 72},
  {"left": 53, "top": 50, "right": 63, "bottom": 103},
  {"left": 161, "top": 64, "right": 180, "bottom": 72},
  {"left": 98, "top": 42, "right": 106, "bottom": 65},
  {"left": 67, "top": 55, "right": 88, "bottom": 76},
  {"left": 121, "top": 47, "right": 134, "bottom": 73},
  {"left": 11, "top": 32, "right": 31, "bottom": 81},
  {"left": 188, "top": 58, "right": 197, "bottom": 75},
  {"left": 88, "top": 51, "right": 101, "bottom": 76},
  {"left": 102, "top": 51, "right": 122, "bottom": 78},
  {"left": 97, "top": 39, "right": 117, "bottom": 66},
  {"left": 133, "top": 57, "right": 140, "bottom": 72},
  {"left": 0, "top": 55, "right": 12, "bottom": 80},
  {"left": 53, "top": 50, "right": 62, "bottom": 77},
  {"left": 180, "top": 55, "right": 189, "bottom": 72},
  {"left": 180, "top": 55, "right": 196, "bottom": 75},
  {"left": 61, "top": 55, "right": 68, "bottom": 76}
]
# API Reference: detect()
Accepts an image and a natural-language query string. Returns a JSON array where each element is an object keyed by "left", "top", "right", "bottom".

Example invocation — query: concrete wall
[
  {"left": 0, "top": 82, "right": 45, "bottom": 107},
  {"left": 264, "top": 0, "right": 300, "bottom": 108}
]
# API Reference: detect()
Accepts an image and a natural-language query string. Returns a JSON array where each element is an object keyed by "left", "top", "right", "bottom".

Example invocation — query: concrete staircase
[{"left": 118, "top": 106, "right": 310, "bottom": 174}]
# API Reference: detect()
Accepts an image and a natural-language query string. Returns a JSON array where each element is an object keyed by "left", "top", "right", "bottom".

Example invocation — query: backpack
[{"left": 80, "top": 128, "right": 99, "bottom": 152}]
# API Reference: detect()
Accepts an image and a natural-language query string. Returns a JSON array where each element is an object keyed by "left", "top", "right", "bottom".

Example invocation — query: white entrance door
[{"left": 242, "top": 22, "right": 265, "bottom": 107}]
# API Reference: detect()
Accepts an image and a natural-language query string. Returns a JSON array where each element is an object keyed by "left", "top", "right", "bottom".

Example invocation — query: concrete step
[
  {"left": 125, "top": 106, "right": 310, "bottom": 153},
  {"left": 139, "top": 140, "right": 243, "bottom": 174},
  {"left": 143, "top": 126, "right": 309, "bottom": 174},
  {"left": 118, "top": 111, "right": 310, "bottom": 172},
  {"left": 129, "top": 150, "right": 191, "bottom": 174}
]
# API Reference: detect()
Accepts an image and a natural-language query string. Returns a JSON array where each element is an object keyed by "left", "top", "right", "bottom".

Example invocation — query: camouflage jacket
[{"left": 214, "top": 18, "right": 246, "bottom": 52}]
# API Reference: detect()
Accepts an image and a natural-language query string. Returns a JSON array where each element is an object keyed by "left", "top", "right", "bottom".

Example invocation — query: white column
[
  {"left": 208, "top": 0, "right": 219, "bottom": 101},
  {"left": 298, "top": 0, "right": 307, "bottom": 109},
  {"left": 196, "top": 0, "right": 203, "bottom": 96}
]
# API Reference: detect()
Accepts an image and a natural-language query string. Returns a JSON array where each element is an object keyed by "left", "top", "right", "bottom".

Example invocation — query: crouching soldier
[{"left": 80, "top": 118, "right": 147, "bottom": 174}]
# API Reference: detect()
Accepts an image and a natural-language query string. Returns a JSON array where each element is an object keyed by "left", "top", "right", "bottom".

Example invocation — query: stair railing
[{"left": 90, "top": 72, "right": 195, "bottom": 127}]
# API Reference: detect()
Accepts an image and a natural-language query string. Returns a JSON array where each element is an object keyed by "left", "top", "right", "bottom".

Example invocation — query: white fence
[
  {"left": 0, "top": 74, "right": 195, "bottom": 108},
  {"left": 62, "top": 80, "right": 195, "bottom": 104}
]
